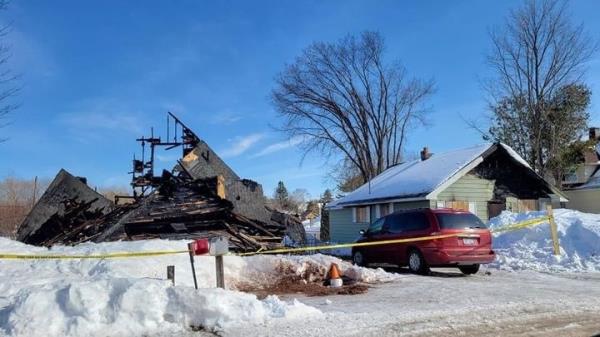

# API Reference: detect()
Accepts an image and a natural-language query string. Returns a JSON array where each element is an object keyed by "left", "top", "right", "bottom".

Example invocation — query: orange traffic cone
[{"left": 328, "top": 263, "right": 343, "bottom": 288}]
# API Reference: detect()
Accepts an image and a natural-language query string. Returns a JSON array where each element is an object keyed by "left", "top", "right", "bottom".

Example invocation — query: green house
[{"left": 325, "top": 143, "right": 567, "bottom": 243}]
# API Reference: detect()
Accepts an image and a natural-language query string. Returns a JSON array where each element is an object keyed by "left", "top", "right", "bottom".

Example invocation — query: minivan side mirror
[{"left": 359, "top": 229, "right": 366, "bottom": 236}]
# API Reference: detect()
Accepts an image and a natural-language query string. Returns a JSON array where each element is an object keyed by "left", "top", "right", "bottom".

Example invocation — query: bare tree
[
  {"left": 329, "top": 157, "right": 364, "bottom": 193},
  {"left": 272, "top": 31, "right": 435, "bottom": 184},
  {"left": 289, "top": 188, "right": 310, "bottom": 214},
  {"left": 0, "top": 0, "right": 18, "bottom": 142},
  {"left": 485, "top": 0, "right": 596, "bottom": 176},
  {"left": 0, "top": 176, "right": 49, "bottom": 237}
]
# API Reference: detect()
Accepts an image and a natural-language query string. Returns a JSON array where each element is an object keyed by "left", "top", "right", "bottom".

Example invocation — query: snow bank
[
  {"left": 0, "top": 238, "right": 395, "bottom": 337},
  {"left": 243, "top": 254, "right": 398, "bottom": 284},
  {"left": 0, "top": 277, "right": 319, "bottom": 337},
  {"left": 489, "top": 209, "right": 600, "bottom": 272}
]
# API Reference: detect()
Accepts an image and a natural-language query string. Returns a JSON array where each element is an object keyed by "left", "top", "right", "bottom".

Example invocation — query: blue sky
[{"left": 1, "top": 0, "right": 599, "bottom": 198}]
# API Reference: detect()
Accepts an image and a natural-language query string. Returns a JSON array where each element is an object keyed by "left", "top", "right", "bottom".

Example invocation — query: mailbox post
[
  {"left": 209, "top": 236, "right": 229, "bottom": 289},
  {"left": 187, "top": 236, "right": 229, "bottom": 289},
  {"left": 215, "top": 255, "right": 225, "bottom": 289}
]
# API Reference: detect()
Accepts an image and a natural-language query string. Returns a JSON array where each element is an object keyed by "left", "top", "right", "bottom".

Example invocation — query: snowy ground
[
  {"left": 0, "top": 239, "right": 393, "bottom": 337},
  {"left": 1, "top": 208, "right": 600, "bottom": 336},
  {"left": 232, "top": 269, "right": 600, "bottom": 337}
]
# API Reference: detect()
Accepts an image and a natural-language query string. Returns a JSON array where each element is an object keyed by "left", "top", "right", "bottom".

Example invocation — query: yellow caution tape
[
  {"left": 0, "top": 250, "right": 190, "bottom": 260},
  {"left": 490, "top": 216, "right": 550, "bottom": 234},
  {"left": 239, "top": 215, "right": 553, "bottom": 256},
  {"left": 0, "top": 216, "right": 552, "bottom": 260},
  {"left": 238, "top": 233, "right": 461, "bottom": 256}
]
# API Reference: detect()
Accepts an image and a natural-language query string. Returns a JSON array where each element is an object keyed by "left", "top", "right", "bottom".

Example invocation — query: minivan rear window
[
  {"left": 388, "top": 212, "right": 430, "bottom": 233},
  {"left": 435, "top": 213, "right": 487, "bottom": 229}
]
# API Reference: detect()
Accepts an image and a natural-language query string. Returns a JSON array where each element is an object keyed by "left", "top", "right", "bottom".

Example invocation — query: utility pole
[{"left": 31, "top": 176, "right": 38, "bottom": 208}]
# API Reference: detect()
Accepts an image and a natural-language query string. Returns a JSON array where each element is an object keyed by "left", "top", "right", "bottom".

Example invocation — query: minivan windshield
[
  {"left": 436, "top": 213, "right": 487, "bottom": 229},
  {"left": 366, "top": 217, "right": 385, "bottom": 235}
]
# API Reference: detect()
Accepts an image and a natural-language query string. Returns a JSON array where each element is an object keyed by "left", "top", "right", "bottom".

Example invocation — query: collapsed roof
[
  {"left": 17, "top": 114, "right": 305, "bottom": 251},
  {"left": 16, "top": 169, "right": 114, "bottom": 244}
]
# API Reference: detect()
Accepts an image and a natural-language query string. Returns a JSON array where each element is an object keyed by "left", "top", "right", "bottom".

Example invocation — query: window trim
[
  {"left": 352, "top": 206, "right": 370, "bottom": 223},
  {"left": 375, "top": 203, "right": 394, "bottom": 219}
]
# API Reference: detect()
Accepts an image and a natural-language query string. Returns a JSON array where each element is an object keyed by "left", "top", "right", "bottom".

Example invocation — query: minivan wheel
[
  {"left": 407, "top": 249, "right": 430, "bottom": 275},
  {"left": 458, "top": 264, "right": 480, "bottom": 275},
  {"left": 352, "top": 251, "right": 366, "bottom": 266}
]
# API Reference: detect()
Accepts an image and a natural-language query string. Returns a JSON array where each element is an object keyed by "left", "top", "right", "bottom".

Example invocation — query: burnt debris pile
[{"left": 16, "top": 113, "right": 305, "bottom": 251}]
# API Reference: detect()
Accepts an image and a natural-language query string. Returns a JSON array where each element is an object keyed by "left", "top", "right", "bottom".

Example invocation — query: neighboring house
[
  {"left": 326, "top": 143, "right": 567, "bottom": 243},
  {"left": 563, "top": 127, "right": 600, "bottom": 214}
]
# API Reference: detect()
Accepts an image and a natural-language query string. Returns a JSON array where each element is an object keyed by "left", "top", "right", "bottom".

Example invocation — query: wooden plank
[{"left": 546, "top": 205, "right": 561, "bottom": 255}]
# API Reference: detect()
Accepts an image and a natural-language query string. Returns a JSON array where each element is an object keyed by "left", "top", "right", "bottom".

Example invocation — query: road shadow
[{"left": 378, "top": 265, "right": 468, "bottom": 278}]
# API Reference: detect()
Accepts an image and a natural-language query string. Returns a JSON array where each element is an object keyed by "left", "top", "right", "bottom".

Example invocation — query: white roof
[
  {"left": 329, "top": 143, "right": 493, "bottom": 207},
  {"left": 328, "top": 143, "right": 562, "bottom": 208}
]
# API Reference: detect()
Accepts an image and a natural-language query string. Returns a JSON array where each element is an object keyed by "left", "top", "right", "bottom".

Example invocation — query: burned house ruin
[{"left": 16, "top": 113, "right": 304, "bottom": 251}]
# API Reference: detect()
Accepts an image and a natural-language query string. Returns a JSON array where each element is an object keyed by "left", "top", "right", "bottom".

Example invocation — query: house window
[
  {"left": 440, "top": 200, "right": 478, "bottom": 215},
  {"left": 353, "top": 206, "right": 370, "bottom": 223},
  {"left": 376, "top": 203, "right": 393, "bottom": 218},
  {"left": 444, "top": 200, "right": 470, "bottom": 211}
]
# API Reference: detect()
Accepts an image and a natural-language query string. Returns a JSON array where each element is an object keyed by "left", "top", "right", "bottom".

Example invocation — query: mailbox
[
  {"left": 188, "top": 237, "right": 228, "bottom": 256},
  {"left": 187, "top": 236, "right": 229, "bottom": 290},
  {"left": 208, "top": 236, "right": 229, "bottom": 256},
  {"left": 189, "top": 238, "right": 210, "bottom": 256}
]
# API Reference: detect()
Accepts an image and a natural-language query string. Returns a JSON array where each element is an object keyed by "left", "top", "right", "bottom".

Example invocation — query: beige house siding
[
  {"left": 435, "top": 174, "right": 495, "bottom": 220},
  {"left": 564, "top": 189, "right": 600, "bottom": 214}
]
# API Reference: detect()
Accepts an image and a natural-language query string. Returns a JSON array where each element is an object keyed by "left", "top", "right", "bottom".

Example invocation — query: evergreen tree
[
  {"left": 273, "top": 181, "right": 289, "bottom": 210},
  {"left": 320, "top": 189, "right": 333, "bottom": 204}
]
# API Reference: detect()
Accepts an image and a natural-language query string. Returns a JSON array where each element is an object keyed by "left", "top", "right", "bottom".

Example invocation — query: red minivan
[{"left": 351, "top": 208, "right": 495, "bottom": 275}]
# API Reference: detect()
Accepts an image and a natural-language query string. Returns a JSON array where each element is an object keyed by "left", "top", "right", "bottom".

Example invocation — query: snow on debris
[
  {"left": 489, "top": 209, "right": 600, "bottom": 272},
  {"left": 0, "top": 238, "right": 395, "bottom": 337}
]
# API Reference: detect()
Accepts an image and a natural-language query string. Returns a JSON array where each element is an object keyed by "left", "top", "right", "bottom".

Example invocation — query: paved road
[{"left": 222, "top": 268, "right": 600, "bottom": 337}]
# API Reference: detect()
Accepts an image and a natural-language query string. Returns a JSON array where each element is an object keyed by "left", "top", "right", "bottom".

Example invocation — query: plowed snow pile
[
  {"left": 489, "top": 209, "right": 600, "bottom": 272},
  {"left": 0, "top": 238, "right": 396, "bottom": 337}
]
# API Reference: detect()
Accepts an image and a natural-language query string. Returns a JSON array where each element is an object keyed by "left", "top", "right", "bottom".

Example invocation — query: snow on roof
[
  {"left": 578, "top": 169, "right": 600, "bottom": 189},
  {"left": 499, "top": 143, "right": 531, "bottom": 169},
  {"left": 329, "top": 143, "right": 495, "bottom": 207},
  {"left": 573, "top": 143, "right": 600, "bottom": 190}
]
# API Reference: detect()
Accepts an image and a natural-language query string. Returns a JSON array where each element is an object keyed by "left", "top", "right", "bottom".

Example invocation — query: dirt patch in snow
[
  {"left": 236, "top": 277, "right": 369, "bottom": 299},
  {"left": 235, "top": 259, "right": 369, "bottom": 298}
]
